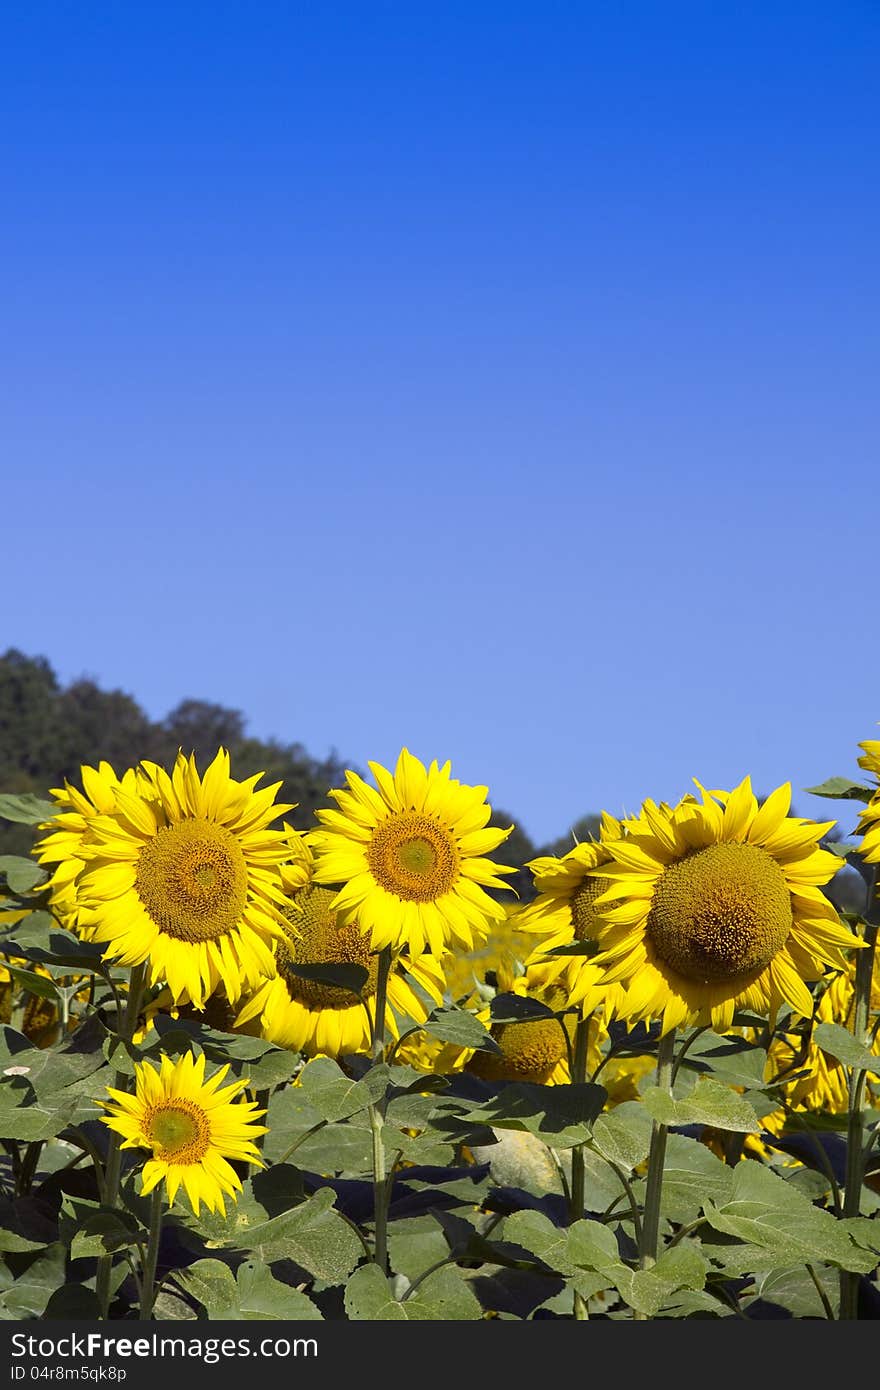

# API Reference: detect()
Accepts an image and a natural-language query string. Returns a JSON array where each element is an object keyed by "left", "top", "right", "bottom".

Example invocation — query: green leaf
[
  {"left": 0, "top": 1242, "right": 67, "bottom": 1317},
  {"left": 0, "top": 1089, "right": 79, "bottom": 1141},
  {"left": 296, "top": 1056, "right": 374, "bottom": 1122},
  {"left": 459, "top": 1082, "right": 607, "bottom": 1148},
  {"left": 4, "top": 964, "right": 59, "bottom": 1001},
  {"left": 804, "top": 778, "right": 874, "bottom": 803},
  {"left": 0, "top": 1197, "right": 56, "bottom": 1253},
  {"left": 235, "top": 1260, "right": 322, "bottom": 1320},
  {"left": 282, "top": 961, "right": 368, "bottom": 995},
  {"left": 0, "top": 795, "right": 57, "bottom": 825},
  {"left": 754, "top": 1265, "right": 839, "bottom": 1318},
  {"left": 0, "top": 915, "right": 106, "bottom": 970},
  {"left": 591, "top": 1103, "right": 653, "bottom": 1170},
  {"left": 423, "top": 1006, "right": 502, "bottom": 1053},
  {"left": 0, "top": 857, "right": 47, "bottom": 894},
  {"left": 291, "top": 1120, "right": 373, "bottom": 1175},
  {"left": 503, "top": 1209, "right": 619, "bottom": 1279},
  {"left": 176, "top": 1259, "right": 322, "bottom": 1320},
  {"left": 70, "top": 1209, "right": 144, "bottom": 1260},
  {"left": 702, "top": 1160, "right": 877, "bottom": 1273},
  {"left": 813, "top": 1023, "right": 880, "bottom": 1075},
  {"left": 677, "top": 1031, "right": 770, "bottom": 1091},
  {"left": 656, "top": 1134, "right": 735, "bottom": 1221},
  {"left": 388, "top": 1216, "right": 450, "bottom": 1282},
  {"left": 43, "top": 1286, "right": 102, "bottom": 1319},
  {"left": 241, "top": 1188, "right": 363, "bottom": 1283},
  {"left": 344, "top": 1264, "right": 482, "bottom": 1321},
  {"left": 489, "top": 993, "right": 555, "bottom": 1022},
  {"left": 175, "top": 1260, "right": 239, "bottom": 1317},
  {"left": 641, "top": 1076, "right": 762, "bottom": 1133}
]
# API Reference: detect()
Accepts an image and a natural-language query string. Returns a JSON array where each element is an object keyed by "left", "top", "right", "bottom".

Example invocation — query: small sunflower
[
  {"left": 235, "top": 881, "right": 445, "bottom": 1058},
  {"left": 98, "top": 1051, "right": 266, "bottom": 1215},
  {"left": 38, "top": 750, "right": 293, "bottom": 1008},
  {"left": 407, "top": 961, "right": 592, "bottom": 1085},
  {"left": 518, "top": 813, "right": 631, "bottom": 1019},
  {"left": 308, "top": 748, "right": 515, "bottom": 956},
  {"left": 590, "top": 778, "right": 862, "bottom": 1034}
]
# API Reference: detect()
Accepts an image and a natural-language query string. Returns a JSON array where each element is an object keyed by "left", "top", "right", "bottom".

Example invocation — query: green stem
[
  {"left": 806, "top": 1262, "right": 835, "bottom": 1320},
  {"left": 638, "top": 1029, "right": 676, "bottom": 1276},
  {"left": 569, "top": 1014, "right": 591, "bottom": 1321},
  {"left": 96, "top": 962, "right": 147, "bottom": 1321},
  {"left": 368, "top": 947, "right": 392, "bottom": 1273},
  {"left": 139, "top": 1187, "right": 164, "bottom": 1319},
  {"left": 840, "top": 867, "right": 878, "bottom": 1321}
]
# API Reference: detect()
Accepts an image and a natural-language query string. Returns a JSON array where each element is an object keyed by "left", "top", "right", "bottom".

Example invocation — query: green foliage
[{"left": 804, "top": 777, "right": 874, "bottom": 803}]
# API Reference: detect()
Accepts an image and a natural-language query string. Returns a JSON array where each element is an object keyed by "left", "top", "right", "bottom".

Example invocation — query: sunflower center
[
  {"left": 647, "top": 842, "right": 793, "bottom": 983},
  {"left": 277, "top": 886, "right": 378, "bottom": 1009},
  {"left": 466, "top": 1017, "right": 568, "bottom": 1084},
  {"left": 366, "top": 813, "right": 460, "bottom": 902},
  {"left": 148, "top": 1101, "right": 211, "bottom": 1164},
  {"left": 571, "top": 873, "right": 614, "bottom": 943},
  {"left": 135, "top": 818, "right": 248, "bottom": 943}
]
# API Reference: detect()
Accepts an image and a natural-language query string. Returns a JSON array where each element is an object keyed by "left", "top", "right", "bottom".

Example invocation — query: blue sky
[{"left": 2, "top": 2, "right": 878, "bottom": 845}]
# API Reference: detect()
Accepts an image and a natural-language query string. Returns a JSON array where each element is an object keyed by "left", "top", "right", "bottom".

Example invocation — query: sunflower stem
[
  {"left": 139, "top": 1187, "right": 164, "bottom": 1319},
  {"left": 637, "top": 1027, "right": 675, "bottom": 1302},
  {"left": 569, "top": 1013, "right": 592, "bottom": 1321},
  {"left": 368, "top": 947, "right": 393, "bottom": 1273},
  {"left": 839, "top": 866, "right": 878, "bottom": 1321},
  {"left": 96, "top": 962, "right": 148, "bottom": 1321}
]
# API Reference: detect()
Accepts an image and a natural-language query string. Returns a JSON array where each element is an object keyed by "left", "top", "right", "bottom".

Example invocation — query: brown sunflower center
[
  {"left": 148, "top": 1100, "right": 211, "bottom": 1164},
  {"left": 571, "top": 872, "right": 614, "bottom": 942},
  {"left": 647, "top": 842, "right": 792, "bottom": 983},
  {"left": 135, "top": 818, "right": 248, "bottom": 943},
  {"left": 466, "top": 1017, "right": 568, "bottom": 1084},
  {"left": 366, "top": 812, "right": 459, "bottom": 902},
  {"left": 277, "top": 886, "right": 377, "bottom": 1009}
]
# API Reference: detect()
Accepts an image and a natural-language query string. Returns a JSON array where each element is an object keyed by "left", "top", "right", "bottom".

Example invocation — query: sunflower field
[{"left": 1, "top": 744, "right": 879, "bottom": 1323}]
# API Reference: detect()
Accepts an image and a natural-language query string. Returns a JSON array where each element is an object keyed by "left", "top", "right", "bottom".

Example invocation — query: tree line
[{"left": 0, "top": 649, "right": 595, "bottom": 891}]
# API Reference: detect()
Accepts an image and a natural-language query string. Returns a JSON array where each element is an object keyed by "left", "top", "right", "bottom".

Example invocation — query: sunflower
[
  {"left": 518, "top": 813, "right": 631, "bottom": 1020},
  {"left": 405, "top": 960, "right": 587, "bottom": 1085},
  {"left": 98, "top": 1052, "right": 266, "bottom": 1215},
  {"left": 856, "top": 740, "right": 880, "bottom": 869},
  {"left": 36, "top": 761, "right": 141, "bottom": 933},
  {"left": 589, "top": 778, "right": 862, "bottom": 1034},
  {"left": 307, "top": 748, "right": 515, "bottom": 956},
  {"left": 235, "top": 881, "right": 445, "bottom": 1057},
  {"left": 768, "top": 960, "right": 880, "bottom": 1117},
  {"left": 442, "top": 904, "right": 533, "bottom": 1005},
  {"left": 39, "top": 750, "right": 293, "bottom": 1008}
]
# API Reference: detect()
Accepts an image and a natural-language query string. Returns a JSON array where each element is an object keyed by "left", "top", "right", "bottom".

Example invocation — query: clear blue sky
[{"left": 2, "top": 2, "right": 878, "bottom": 846}]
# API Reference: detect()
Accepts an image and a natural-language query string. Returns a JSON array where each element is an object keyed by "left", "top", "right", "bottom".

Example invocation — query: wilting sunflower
[
  {"left": 308, "top": 748, "right": 515, "bottom": 956},
  {"left": 40, "top": 750, "right": 293, "bottom": 1008},
  {"left": 590, "top": 778, "right": 862, "bottom": 1034},
  {"left": 235, "top": 881, "right": 445, "bottom": 1057},
  {"left": 518, "top": 813, "right": 631, "bottom": 1020},
  {"left": 856, "top": 740, "right": 880, "bottom": 869},
  {"left": 36, "top": 761, "right": 141, "bottom": 932},
  {"left": 98, "top": 1051, "right": 266, "bottom": 1215}
]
